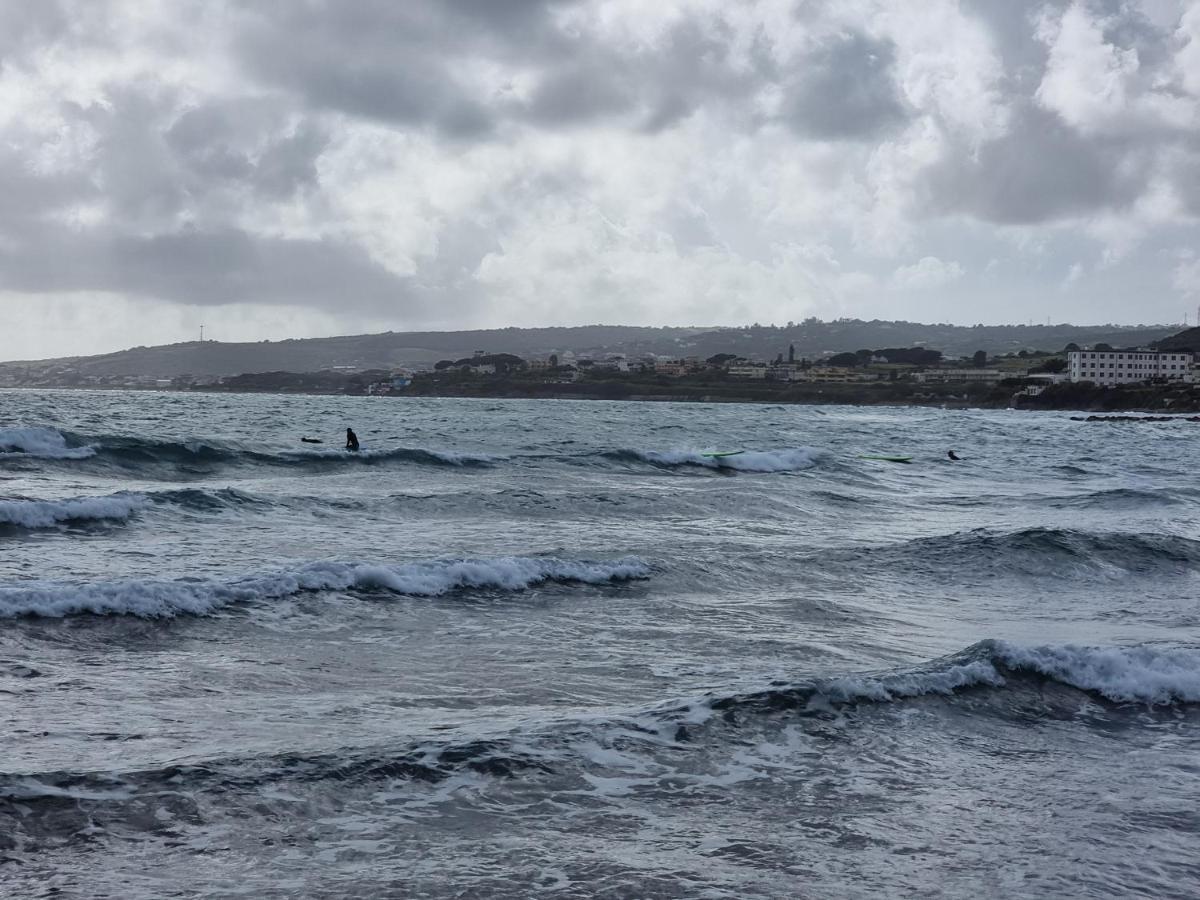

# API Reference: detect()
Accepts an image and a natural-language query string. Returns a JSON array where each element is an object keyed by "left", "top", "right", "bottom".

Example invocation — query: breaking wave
[
  {"left": 0, "top": 488, "right": 278, "bottom": 532},
  {"left": 0, "top": 555, "right": 652, "bottom": 618},
  {"left": 0, "top": 427, "right": 96, "bottom": 460},
  {"left": 4, "top": 640, "right": 1194, "bottom": 819},
  {"left": 701, "top": 640, "right": 1200, "bottom": 712},
  {"left": 0, "top": 494, "right": 148, "bottom": 530}
]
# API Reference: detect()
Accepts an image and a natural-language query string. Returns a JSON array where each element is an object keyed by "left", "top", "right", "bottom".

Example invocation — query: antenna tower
[{"left": 200, "top": 325, "right": 204, "bottom": 343}]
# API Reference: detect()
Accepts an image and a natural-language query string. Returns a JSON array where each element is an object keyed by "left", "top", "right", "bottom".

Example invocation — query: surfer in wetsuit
[
  {"left": 947, "top": 450, "right": 961, "bottom": 460},
  {"left": 345, "top": 428, "right": 360, "bottom": 452}
]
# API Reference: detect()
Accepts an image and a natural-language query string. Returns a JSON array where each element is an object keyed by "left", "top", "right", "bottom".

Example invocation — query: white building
[
  {"left": 1068, "top": 349, "right": 1193, "bottom": 385},
  {"left": 727, "top": 364, "right": 768, "bottom": 379}
]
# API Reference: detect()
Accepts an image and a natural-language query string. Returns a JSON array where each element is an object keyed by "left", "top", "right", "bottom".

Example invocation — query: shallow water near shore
[{"left": 2, "top": 389, "right": 1199, "bottom": 898}]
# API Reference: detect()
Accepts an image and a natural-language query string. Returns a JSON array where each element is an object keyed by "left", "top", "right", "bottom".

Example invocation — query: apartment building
[{"left": 1067, "top": 349, "right": 1193, "bottom": 385}]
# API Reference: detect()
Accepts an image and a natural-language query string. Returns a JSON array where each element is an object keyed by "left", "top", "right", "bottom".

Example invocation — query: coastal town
[{"left": 4, "top": 324, "right": 1200, "bottom": 411}]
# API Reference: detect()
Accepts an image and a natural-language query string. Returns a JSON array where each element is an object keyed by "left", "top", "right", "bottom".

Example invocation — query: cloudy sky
[{"left": 2, "top": 0, "right": 1200, "bottom": 360}]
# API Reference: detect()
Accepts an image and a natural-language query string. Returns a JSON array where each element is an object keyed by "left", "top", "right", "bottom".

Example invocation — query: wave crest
[
  {"left": 8, "top": 430, "right": 499, "bottom": 472},
  {"left": 0, "top": 427, "right": 95, "bottom": 460},
  {"left": 704, "top": 640, "right": 1200, "bottom": 715},
  {"left": 0, "top": 555, "right": 652, "bottom": 619},
  {"left": 0, "top": 494, "right": 148, "bottom": 529}
]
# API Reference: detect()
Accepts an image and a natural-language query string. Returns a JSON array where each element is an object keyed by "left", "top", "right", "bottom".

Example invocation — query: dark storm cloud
[
  {"left": 231, "top": 0, "right": 767, "bottom": 135},
  {"left": 165, "top": 102, "right": 329, "bottom": 199},
  {"left": 36, "top": 88, "right": 329, "bottom": 240},
  {"left": 921, "top": 104, "right": 1148, "bottom": 224},
  {"left": 0, "top": 222, "right": 423, "bottom": 311},
  {"left": 780, "top": 32, "right": 908, "bottom": 140},
  {"left": 230, "top": 0, "right": 576, "bottom": 136}
]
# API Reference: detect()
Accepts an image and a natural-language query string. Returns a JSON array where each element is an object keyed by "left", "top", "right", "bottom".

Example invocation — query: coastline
[{"left": 10, "top": 376, "right": 1200, "bottom": 413}]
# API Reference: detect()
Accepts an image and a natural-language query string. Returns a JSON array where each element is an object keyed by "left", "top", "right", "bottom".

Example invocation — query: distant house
[
  {"left": 727, "top": 364, "right": 768, "bottom": 379},
  {"left": 913, "top": 369, "right": 1005, "bottom": 384},
  {"left": 801, "top": 366, "right": 864, "bottom": 383}
]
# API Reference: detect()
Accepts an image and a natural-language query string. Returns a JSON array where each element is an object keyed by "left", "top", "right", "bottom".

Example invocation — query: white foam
[
  {"left": 719, "top": 447, "right": 824, "bottom": 473},
  {"left": 0, "top": 494, "right": 148, "bottom": 528},
  {"left": 819, "top": 659, "right": 1006, "bottom": 703},
  {"left": 799, "top": 643, "right": 1200, "bottom": 708},
  {"left": 0, "top": 555, "right": 652, "bottom": 618},
  {"left": 0, "top": 427, "right": 96, "bottom": 459},
  {"left": 633, "top": 447, "right": 823, "bottom": 473},
  {"left": 995, "top": 641, "right": 1200, "bottom": 705}
]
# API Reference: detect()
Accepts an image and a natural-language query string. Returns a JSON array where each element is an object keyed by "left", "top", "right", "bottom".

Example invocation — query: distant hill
[
  {"left": 1153, "top": 327, "right": 1200, "bottom": 351},
  {"left": 0, "top": 320, "right": 1185, "bottom": 387}
]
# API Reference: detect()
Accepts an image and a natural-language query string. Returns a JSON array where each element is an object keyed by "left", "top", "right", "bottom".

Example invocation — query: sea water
[{"left": 1, "top": 389, "right": 1198, "bottom": 898}]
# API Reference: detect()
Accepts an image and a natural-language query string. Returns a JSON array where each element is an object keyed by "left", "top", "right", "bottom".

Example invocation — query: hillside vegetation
[{"left": 0, "top": 319, "right": 1181, "bottom": 384}]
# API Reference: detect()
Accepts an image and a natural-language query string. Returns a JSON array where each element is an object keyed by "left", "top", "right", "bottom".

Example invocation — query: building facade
[
  {"left": 1067, "top": 350, "right": 1193, "bottom": 385},
  {"left": 913, "top": 368, "right": 1005, "bottom": 384},
  {"left": 727, "top": 364, "right": 767, "bottom": 379}
]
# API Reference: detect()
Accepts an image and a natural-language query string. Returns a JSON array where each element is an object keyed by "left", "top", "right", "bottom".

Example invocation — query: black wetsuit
[
  {"left": 346, "top": 429, "right": 360, "bottom": 452},
  {"left": 948, "top": 450, "right": 961, "bottom": 461}
]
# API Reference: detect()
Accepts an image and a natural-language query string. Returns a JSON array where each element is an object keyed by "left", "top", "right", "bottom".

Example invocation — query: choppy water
[{"left": 2, "top": 389, "right": 1199, "bottom": 899}]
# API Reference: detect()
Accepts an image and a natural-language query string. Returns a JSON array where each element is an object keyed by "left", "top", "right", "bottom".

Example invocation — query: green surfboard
[{"left": 858, "top": 454, "right": 913, "bottom": 463}]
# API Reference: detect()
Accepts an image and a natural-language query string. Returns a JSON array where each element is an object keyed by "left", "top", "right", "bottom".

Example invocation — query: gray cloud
[
  {"left": 0, "top": 0, "right": 68, "bottom": 61},
  {"left": 0, "top": 223, "right": 419, "bottom": 310},
  {"left": 165, "top": 102, "right": 329, "bottom": 199},
  {"left": 230, "top": 0, "right": 576, "bottom": 136},
  {"left": 231, "top": 1, "right": 767, "bottom": 135},
  {"left": 780, "top": 33, "right": 908, "bottom": 140},
  {"left": 922, "top": 104, "right": 1148, "bottom": 224},
  {"left": 0, "top": 147, "right": 93, "bottom": 226}
]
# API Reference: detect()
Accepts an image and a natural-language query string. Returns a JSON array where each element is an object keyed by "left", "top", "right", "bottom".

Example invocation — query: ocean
[{"left": 2, "top": 389, "right": 1198, "bottom": 899}]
